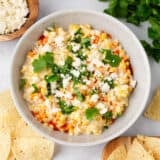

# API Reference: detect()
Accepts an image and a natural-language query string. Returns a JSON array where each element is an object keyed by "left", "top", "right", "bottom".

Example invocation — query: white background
[{"left": 0, "top": 0, "right": 160, "bottom": 159}]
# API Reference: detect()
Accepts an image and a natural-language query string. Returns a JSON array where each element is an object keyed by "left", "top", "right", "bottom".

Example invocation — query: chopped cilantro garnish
[
  {"left": 72, "top": 28, "right": 83, "bottom": 43},
  {"left": 85, "top": 107, "right": 99, "bottom": 120},
  {"left": 60, "top": 56, "right": 73, "bottom": 74},
  {"left": 80, "top": 70, "right": 91, "bottom": 78},
  {"left": 74, "top": 88, "right": 85, "bottom": 102},
  {"left": 67, "top": 45, "right": 73, "bottom": 52},
  {"left": 104, "top": 79, "right": 115, "bottom": 89},
  {"left": 81, "top": 37, "right": 91, "bottom": 49},
  {"left": 32, "top": 57, "right": 47, "bottom": 73},
  {"left": 72, "top": 76, "right": 81, "bottom": 85},
  {"left": 90, "top": 89, "right": 99, "bottom": 95},
  {"left": 32, "top": 52, "right": 54, "bottom": 73},
  {"left": 65, "top": 56, "right": 73, "bottom": 67},
  {"left": 46, "top": 83, "right": 52, "bottom": 96},
  {"left": 116, "top": 112, "right": 123, "bottom": 118},
  {"left": 45, "top": 75, "right": 59, "bottom": 83},
  {"left": 58, "top": 99, "right": 75, "bottom": 114},
  {"left": 101, "top": 49, "right": 121, "bottom": 67},
  {"left": 103, "top": 111, "right": 113, "bottom": 120},
  {"left": 51, "top": 63, "right": 60, "bottom": 74},
  {"left": 74, "top": 28, "right": 83, "bottom": 36},
  {"left": 76, "top": 50, "right": 87, "bottom": 60},
  {"left": 19, "top": 78, "right": 27, "bottom": 90},
  {"left": 32, "top": 84, "right": 39, "bottom": 93}
]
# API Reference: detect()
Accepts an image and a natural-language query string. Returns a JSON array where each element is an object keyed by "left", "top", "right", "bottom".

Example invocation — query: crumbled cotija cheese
[{"left": 0, "top": 0, "right": 29, "bottom": 34}]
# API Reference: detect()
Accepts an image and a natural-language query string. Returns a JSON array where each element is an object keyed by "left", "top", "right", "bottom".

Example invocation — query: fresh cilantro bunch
[{"left": 99, "top": 0, "right": 160, "bottom": 62}]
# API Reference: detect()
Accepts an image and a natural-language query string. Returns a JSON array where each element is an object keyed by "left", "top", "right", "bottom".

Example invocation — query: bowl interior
[{"left": 11, "top": 10, "right": 151, "bottom": 146}]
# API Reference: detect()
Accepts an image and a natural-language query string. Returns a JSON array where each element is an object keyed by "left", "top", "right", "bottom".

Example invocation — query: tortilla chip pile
[
  {"left": 107, "top": 136, "right": 160, "bottom": 160},
  {"left": 144, "top": 88, "right": 160, "bottom": 121},
  {"left": 0, "top": 90, "right": 54, "bottom": 160}
]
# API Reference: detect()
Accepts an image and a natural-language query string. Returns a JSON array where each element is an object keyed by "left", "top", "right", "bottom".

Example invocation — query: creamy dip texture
[{"left": 20, "top": 24, "right": 136, "bottom": 135}]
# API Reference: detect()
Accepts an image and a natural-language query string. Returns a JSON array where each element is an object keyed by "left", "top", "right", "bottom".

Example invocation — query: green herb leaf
[
  {"left": 153, "top": 40, "right": 160, "bottom": 48},
  {"left": 141, "top": 40, "right": 153, "bottom": 56},
  {"left": 101, "top": 0, "right": 160, "bottom": 63},
  {"left": 58, "top": 100, "right": 75, "bottom": 114},
  {"left": 75, "top": 50, "right": 87, "bottom": 61},
  {"left": 46, "top": 83, "right": 52, "bottom": 96},
  {"left": 32, "top": 52, "right": 54, "bottom": 73},
  {"left": 149, "top": 18, "right": 160, "bottom": 40},
  {"left": 127, "top": 14, "right": 140, "bottom": 25},
  {"left": 74, "top": 88, "right": 85, "bottom": 102},
  {"left": 81, "top": 37, "right": 91, "bottom": 49},
  {"left": 74, "top": 28, "right": 83, "bottom": 36},
  {"left": 72, "top": 28, "right": 83, "bottom": 43},
  {"left": 99, "top": 0, "right": 108, "bottom": 1},
  {"left": 85, "top": 108, "right": 99, "bottom": 120},
  {"left": 136, "top": 4, "right": 151, "bottom": 21},
  {"left": 32, "top": 84, "right": 39, "bottom": 93},
  {"left": 104, "top": 79, "right": 115, "bottom": 89},
  {"left": 101, "top": 49, "right": 121, "bottom": 67},
  {"left": 32, "top": 57, "right": 47, "bottom": 73},
  {"left": 45, "top": 75, "right": 59, "bottom": 83},
  {"left": 103, "top": 111, "right": 113, "bottom": 120},
  {"left": 19, "top": 78, "right": 26, "bottom": 90},
  {"left": 90, "top": 89, "right": 99, "bottom": 95}
]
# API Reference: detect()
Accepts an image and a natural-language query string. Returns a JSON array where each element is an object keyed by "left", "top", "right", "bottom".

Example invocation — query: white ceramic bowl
[{"left": 10, "top": 10, "right": 151, "bottom": 146}]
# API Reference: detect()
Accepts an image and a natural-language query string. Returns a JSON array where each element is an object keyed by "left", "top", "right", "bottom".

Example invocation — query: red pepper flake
[
  {"left": 93, "top": 35, "right": 100, "bottom": 44},
  {"left": 48, "top": 121, "right": 59, "bottom": 131},
  {"left": 38, "top": 35, "right": 48, "bottom": 45}
]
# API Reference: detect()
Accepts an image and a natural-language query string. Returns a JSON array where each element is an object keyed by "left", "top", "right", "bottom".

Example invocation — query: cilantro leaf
[
  {"left": 74, "top": 88, "right": 85, "bottom": 102},
  {"left": 148, "top": 18, "right": 160, "bottom": 40},
  {"left": 99, "top": 0, "right": 108, "bottom": 1},
  {"left": 58, "top": 100, "right": 75, "bottom": 114},
  {"left": 136, "top": 4, "right": 151, "bottom": 21},
  {"left": 100, "top": 0, "right": 160, "bottom": 63},
  {"left": 141, "top": 40, "right": 160, "bottom": 63},
  {"left": 85, "top": 108, "right": 99, "bottom": 120},
  {"left": 32, "top": 57, "right": 47, "bottom": 73},
  {"left": 153, "top": 40, "right": 160, "bottom": 48},
  {"left": 104, "top": 79, "right": 115, "bottom": 89},
  {"left": 32, "top": 52, "right": 54, "bottom": 73},
  {"left": 103, "top": 111, "right": 113, "bottom": 120},
  {"left": 45, "top": 75, "right": 59, "bottom": 83},
  {"left": 101, "top": 49, "right": 121, "bottom": 67},
  {"left": 90, "top": 89, "right": 99, "bottom": 95},
  {"left": 46, "top": 83, "right": 52, "bottom": 96},
  {"left": 19, "top": 78, "right": 26, "bottom": 90},
  {"left": 32, "top": 84, "right": 39, "bottom": 93},
  {"left": 81, "top": 37, "right": 91, "bottom": 49}
]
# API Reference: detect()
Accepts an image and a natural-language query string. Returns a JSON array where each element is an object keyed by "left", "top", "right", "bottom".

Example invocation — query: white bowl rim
[{"left": 10, "top": 9, "right": 151, "bottom": 146}]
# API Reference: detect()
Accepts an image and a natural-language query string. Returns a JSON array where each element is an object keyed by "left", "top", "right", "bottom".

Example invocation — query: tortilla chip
[
  {"left": 0, "top": 90, "right": 21, "bottom": 135},
  {"left": 108, "top": 145, "right": 127, "bottom": 160},
  {"left": 126, "top": 139, "right": 155, "bottom": 160},
  {"left": 137, "top": 135, "right": 160, "bottom": 160},
  {"left": 0, "top": 128, "right": 11, "bottom": 160},
  {"left": 0, "top": 90, "right": 54, "bottom": 160},
  {"left": 12, "top": 120, "right": 40, "bottom": 139},
  {"left": 144, "top": 88, "right": 160, "bottom": 121},
  {"left": 7, "top": 150, "right": 16, "bottom": 160},
  {"left": 12, "top": 137, "right": 54, "bottom": 160}
]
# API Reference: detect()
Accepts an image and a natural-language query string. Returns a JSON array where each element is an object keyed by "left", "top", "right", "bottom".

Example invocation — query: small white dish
[{"left": 10, "top": 10, "right": 151, "bottom": 146}]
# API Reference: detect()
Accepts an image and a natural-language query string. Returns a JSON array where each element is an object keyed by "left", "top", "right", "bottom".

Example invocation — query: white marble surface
[{"left": 0, "top": 0, "right": 160, "bottom": 159}]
